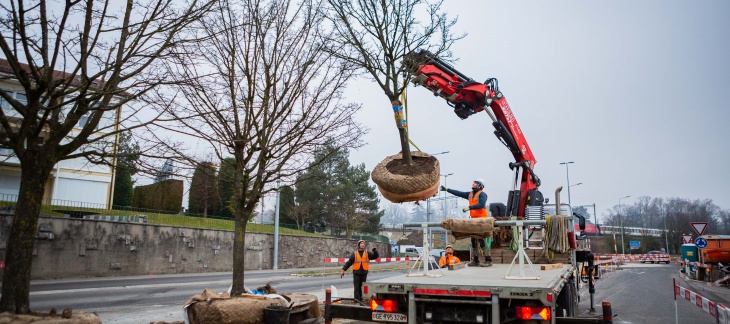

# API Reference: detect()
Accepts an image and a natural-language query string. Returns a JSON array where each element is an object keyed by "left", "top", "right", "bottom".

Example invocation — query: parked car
[
  {"left": 642, "top": 250, "right": 670, "bottom": 264},
  {"left": 429, "top": 249, "right": 446, "bottom": 259}
]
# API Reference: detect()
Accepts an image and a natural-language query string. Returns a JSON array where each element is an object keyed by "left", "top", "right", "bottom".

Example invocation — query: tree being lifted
[{"left": 326, "top": 0, "right": 462, "bottom": 202}]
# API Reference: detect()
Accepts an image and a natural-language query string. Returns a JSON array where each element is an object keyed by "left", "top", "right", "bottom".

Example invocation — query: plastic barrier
[
  {"left": 674, "top": 278, "right": 730, "bottom": 323},
  {"left": 323, "top": 257, "right": 416, "bottom": 263}
]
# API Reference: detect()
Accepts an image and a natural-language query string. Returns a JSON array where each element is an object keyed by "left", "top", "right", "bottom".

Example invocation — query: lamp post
[
  {"left": 663, "top": 211, "right": 670, "bottom": 253},
  {"left": 618, "top": 195, "right": 630, "bottom": 255},
  {"left": 425, "top": 151, "right": 448, "bottom": 247},
  {"left": 560, "top": 162, "right": 575, "bottom": 205},
  {"left": 440, "top": 173, "right": 453, "bottom": 197},
  {"left": 273, "top": 179, "right": 281, "bottom": 269}
]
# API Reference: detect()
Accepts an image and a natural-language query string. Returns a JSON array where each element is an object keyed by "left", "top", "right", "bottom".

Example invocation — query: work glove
[
  {"left": 340, "top": 270, "right": 345, "bottom": 278},
  {"left": 372, "top": 248, "right": 377, "bottom": 253},
  {"left": 440, "top": 185, "right": 447, "bottom": 191},
  {"left": 462, "top": 207, "right": 470, "bottom": 213}
]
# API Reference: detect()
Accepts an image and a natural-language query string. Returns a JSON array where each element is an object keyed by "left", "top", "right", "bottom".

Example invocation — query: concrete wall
[{"left": 0, "top": 216, "right": 390, "bottom": 280}]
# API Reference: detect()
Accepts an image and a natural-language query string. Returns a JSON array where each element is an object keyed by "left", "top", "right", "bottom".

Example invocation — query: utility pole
[
  {"left": 618, "top": 195, "right": 630, "bottom": 255},
  {"left": 273, "top": 179, "right": 281, "bottom": 269}
]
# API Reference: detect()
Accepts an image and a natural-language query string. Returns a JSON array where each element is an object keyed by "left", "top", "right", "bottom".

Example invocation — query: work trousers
[{"left": 353, "top": 272, "right": 368, "bottom": 302}]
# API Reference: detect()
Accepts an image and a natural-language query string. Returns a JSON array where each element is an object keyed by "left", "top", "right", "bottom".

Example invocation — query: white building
[{"left": 0, "top": 59, "right": 120, "bottom": 208}]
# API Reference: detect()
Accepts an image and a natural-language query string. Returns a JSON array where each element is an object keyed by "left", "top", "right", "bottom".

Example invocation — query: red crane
[{"left": 403, "top": 50, "right": 543, "bottom": 217}]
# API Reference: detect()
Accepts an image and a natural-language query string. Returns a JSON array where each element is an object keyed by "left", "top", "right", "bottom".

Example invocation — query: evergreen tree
[
  {"left": 216, "top": 158, "right": 236, "bottom": 217},
  {"left": 295, "top": 143, "right": 382, "bottom": 237},
  {"left": 112, "top": 131, "right": 140, "bottom": 207},
  {"left": 188, "top": 162, "right": 220, "bottom": 217},
  {"left": 278, "top": 185, "right": 296, "bottom": 227},
  {"left": 410, "top": 204, "right": 427, "bottom": 223}
]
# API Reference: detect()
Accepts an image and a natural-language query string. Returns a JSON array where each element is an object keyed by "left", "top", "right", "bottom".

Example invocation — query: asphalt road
[
  {"left": 22, "top": 262, "right": 730, "bottom": 323},
  {"left": 26, "top": 266, "right": 407, "bottom": 323},
  {"left": 578, "top": 262, "right": 728, "bottom": 324}
]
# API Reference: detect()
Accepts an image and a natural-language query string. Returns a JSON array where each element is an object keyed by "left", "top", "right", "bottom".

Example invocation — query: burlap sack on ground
[
  {"left": 0, "top": 311, "right": 101, "bottom": 324},
  {"left": 185, "top": 289, "right": 287, "bottom": 324},
  {"left": 441, "top": 218, "right": 495, "bottom": 240}
]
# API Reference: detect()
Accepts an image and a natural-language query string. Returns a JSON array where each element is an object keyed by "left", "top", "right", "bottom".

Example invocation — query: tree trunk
[
  {"left": 398, "top": 128, "right": 412, "bottom": 165},
  {"left": 231, "top": 212, "right": 248, "bottom": 295},
  {"left": 0, "top": 162, "right": 52, "bottom": 313},
  {"left": 391, "top": 99, "right": 412, "bottom": 165}
]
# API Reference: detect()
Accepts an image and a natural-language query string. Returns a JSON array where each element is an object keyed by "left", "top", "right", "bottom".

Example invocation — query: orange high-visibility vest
[
  {"left": 468, "top": 190, "right": 488, "bottom": 218},
  {"left": 352, "top": 250, "right": 370, "bottom": 271},
  {"left": 439, "top": 254, "right": 461, "bottom": 267}
]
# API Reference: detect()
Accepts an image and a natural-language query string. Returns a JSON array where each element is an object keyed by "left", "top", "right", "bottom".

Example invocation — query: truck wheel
[{"left": 556, "top": 277, "right": 577, "bottom": 317}]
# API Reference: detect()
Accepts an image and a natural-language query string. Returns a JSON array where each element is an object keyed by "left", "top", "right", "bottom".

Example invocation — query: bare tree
[
  {"left": 154, "top": 0, "right": 364, "bottom": 295},
  {"left": 286, "top": 203, "right": 314, "bottom": 231},
  {"left": 0, "top": 0, "right": 212, "bottom": 313},
  {"left": 326, "top": 0, "right": 462, "bottom": 164}
]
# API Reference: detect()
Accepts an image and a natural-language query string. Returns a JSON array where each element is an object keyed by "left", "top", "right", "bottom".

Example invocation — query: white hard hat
[{"left": 474, "top": 178, "right": 484, "bottom": 185}]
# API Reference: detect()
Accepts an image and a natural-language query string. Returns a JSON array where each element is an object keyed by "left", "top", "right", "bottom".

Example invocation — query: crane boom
[{"left": 403, "top": 50, "right": 542, "bottom": 217}]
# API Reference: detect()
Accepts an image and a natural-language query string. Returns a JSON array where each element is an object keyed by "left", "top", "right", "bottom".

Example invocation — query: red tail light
[
  {"left": 516, "top": 306, "right": 551, "bottom": 320},
  {"left": 370, "top": 299, "right": 398, "bottom": 313}
]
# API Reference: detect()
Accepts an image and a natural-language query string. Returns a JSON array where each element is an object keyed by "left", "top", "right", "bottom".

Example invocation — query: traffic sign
[
  {"left": 682, "top": 234, "right": 693, "bottom": 244},
  {"left": 630, "top": 241, "right": 641, "bottom": 250},
  {"left": 691, "top": 222, "right": 708, "bottom": 236},
  {"left": 694, "top": 237, "right": 708, "bottom": 249}
]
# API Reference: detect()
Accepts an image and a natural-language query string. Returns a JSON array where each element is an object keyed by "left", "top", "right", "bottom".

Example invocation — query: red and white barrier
[
  {"left": 596, "top": 254, "right": 670, "bottom": 263},
  {"left": 323, "top": 257, "right": 416, "bottom": 263},
  {"left": 713, "top": 275, "right": 730, "bottom": 287},
  {"left": 674, "top": 278, "right": 730, "bottom": 323}
]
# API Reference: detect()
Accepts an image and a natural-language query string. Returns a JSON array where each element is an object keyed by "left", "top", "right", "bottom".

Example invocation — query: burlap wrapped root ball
[{"left": 371, "top": 151, "right": 440, "bottom": 203}]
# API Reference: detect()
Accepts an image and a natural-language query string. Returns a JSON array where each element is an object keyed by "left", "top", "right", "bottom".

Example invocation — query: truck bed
[{"left": 369, "top": 263, "right": 573, "bottom": 292}]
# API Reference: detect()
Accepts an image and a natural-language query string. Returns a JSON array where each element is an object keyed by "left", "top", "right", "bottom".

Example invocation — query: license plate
[{"left": 372, "top": 312, "right": 407, "bottom": 322}]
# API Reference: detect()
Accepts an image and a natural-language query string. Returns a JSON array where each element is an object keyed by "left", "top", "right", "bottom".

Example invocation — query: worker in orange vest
[
  {"left": 341, "top": 240, "right": 379, "bottom": 302},
  {"left": 438, "top": 245, "right": 461, "bottom": 268},
  {"left": 441, "top": 178, "right": 492, "bottom": 267}
]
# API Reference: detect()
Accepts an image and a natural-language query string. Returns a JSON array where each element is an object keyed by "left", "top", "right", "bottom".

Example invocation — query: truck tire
[
  {"left": 489, "top": 203, "right": 506, "bottom": 217},
  {"left": 556, "top": 277, "right": 577, "bottom": 317}
]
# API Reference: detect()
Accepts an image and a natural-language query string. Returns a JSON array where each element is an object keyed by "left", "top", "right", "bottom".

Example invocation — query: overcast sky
[{"left": 344, "top": 1, "right": 730, "bottom": 223}]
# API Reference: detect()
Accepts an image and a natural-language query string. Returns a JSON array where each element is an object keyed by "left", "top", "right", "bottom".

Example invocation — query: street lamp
[
  {"left": 273, "top": 179, "right": 281, "bottom": 269},
  {"left": 618, "top": 195, "right": 630, "bottom": 255},
  {"left": 560, "top": 162, "right": 575, "bottom": 205}
]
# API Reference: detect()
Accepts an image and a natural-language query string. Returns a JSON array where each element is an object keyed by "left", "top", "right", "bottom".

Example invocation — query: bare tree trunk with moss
[
  {"left": 154, "top": 0, "right": 365, "bottom": 295},
  {"left": 0, "top": 0, "right": 213, "bottom": 313},
  {"left": 326, "top": 0, "right": 463, "bottom": 164}
]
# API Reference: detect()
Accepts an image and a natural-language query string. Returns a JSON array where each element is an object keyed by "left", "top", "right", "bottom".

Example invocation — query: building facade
[{"left": 0, "top": 60, "right": 120, "bottom": 208}]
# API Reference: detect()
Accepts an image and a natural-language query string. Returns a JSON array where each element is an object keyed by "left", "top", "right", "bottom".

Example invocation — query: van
[{"left": 404, "top": 247, "right": 423, "bottom": 257}]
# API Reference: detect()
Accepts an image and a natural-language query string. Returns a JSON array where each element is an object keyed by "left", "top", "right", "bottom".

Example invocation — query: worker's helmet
[
  {"left": 357, "top": 240, "right": 365, "bottom": 247},
  {"left": 445, "top": 244, "right": 453, "bottom": 250},
  {"left": 474, "top": 178, "right": 485, "bottom": 190}
]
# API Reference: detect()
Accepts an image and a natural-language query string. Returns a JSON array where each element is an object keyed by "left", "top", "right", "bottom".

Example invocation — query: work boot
[
  {"left": 468, "top": 256, "right": 480, "bottom": 267},
  {"left": 478, "top": 256, "right": 490, "bottom": 267},
  {"left": 482, "top": 256, "right": 493, "bottom": 267},
  {"left": 468, "top": 247, "right": 480, "bottom": 267}
]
